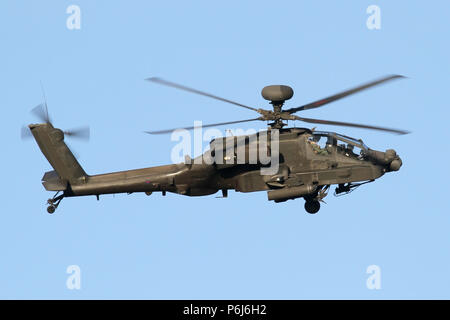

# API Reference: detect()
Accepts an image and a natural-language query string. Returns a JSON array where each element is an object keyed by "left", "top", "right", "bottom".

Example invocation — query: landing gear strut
[
  {"left": 304, "top": 200, "right": 320, "bottom": 214},
  {"left": 46, "top": 191, "right": 64, "bottom": 214}
]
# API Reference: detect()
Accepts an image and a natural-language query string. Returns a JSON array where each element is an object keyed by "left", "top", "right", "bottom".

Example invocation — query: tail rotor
[{"left": 21, "top": 89, "right": 90, "bottom": 159}]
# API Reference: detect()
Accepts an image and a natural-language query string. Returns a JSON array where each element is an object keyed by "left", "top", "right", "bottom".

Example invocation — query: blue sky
[{"left": 0, "top": 1, "right": 449, "bottom": 299}]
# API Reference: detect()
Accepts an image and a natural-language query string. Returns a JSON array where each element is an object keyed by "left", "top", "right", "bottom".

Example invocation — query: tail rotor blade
[
  {"left": 21, "top": 125, "right": 33, "bottom": 140},
  {"left": 31, "top": 103, "right": 51, "bottom": 124},
  {"left": 64, "top": 126, "right": 90, "bottom": 141}
]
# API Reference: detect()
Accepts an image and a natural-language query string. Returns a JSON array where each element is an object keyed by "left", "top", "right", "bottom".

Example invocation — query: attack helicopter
[{"left": 23, "top": 75, "right": 408, "bottom": 214}]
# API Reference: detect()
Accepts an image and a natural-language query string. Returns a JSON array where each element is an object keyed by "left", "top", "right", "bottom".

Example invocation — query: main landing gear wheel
[
  {"left": 305, "top": 200, "right": 320, "bottom": 214},
  {"left": 46, "top": 191, "right": 64, "bottom": 214}
]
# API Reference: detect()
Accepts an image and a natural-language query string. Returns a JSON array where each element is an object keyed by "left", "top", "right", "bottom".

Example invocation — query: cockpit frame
[{"left": 312, "top": 131, "right": 369, "bottom": 151}]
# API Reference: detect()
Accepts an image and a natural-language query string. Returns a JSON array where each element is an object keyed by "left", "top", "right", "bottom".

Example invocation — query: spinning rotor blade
[
  {"left": 63, "top": 126, "right": 90, "bottom": 141},
  {"left": 23, "top": 85, "right": 89, "bottom": 159},
  {"left": 146, "top": 77, "right": 259, "bottom": 112},
  {"left": 292, "top": 115, "right": 410, "bottom": 135},
  {"left": 145, "top": 118, "right": 262, "bottom": 135},
  {"left": 24, "top": 102, "right": 90, "bottom": 141},
  {"left": 21, "top": 125, "right": 32, "bottom": 140},
  {"left": 31, "top": 103, "right": 51, "bottom": 124},
  {"left": 285, "top": 74, "right": 405, "bottom": 114}
]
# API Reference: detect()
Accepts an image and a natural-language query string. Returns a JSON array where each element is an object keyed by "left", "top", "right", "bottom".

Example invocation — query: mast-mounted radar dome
[{"left": 261, "top": 85, "right": 294, "bottom": 104}]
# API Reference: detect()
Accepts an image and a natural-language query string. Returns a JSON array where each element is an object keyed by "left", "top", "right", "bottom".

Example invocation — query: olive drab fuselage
[{"left": 30, "top": 123, "right": 402, "bottom": 213}]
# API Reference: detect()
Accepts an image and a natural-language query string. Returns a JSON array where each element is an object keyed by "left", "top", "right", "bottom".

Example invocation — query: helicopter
[{"left": 23, "top": 74, "right": 409, "bottom": 214}]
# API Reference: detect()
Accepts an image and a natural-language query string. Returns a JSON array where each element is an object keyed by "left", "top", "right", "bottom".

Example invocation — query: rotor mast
[
  {"left": 268, "top": 101, "right": 286, "bottom": 129},
  {"left": 261, "top": 85, "right": 294, "bottom": 129}
]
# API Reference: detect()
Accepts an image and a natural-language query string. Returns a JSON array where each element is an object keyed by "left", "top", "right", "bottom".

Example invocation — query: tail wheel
[
  {"left": 304, "top": 200, "right": 320, "bottom": 214},
  {"left": 47, "top": 205, "right": 56, "bottom": 214}
]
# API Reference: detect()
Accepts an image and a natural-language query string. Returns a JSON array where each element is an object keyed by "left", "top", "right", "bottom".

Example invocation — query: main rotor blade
[
  {"left": 145, "top": 118, "right": 262, "bottom": 135},
  {"left": 146, "top": 77, "right": 259, "bottom": 112},
  {"left": 31, "top": 103, "right": 51, "bottom": 124},
  {"left": 64, "top": 126, "right": 90, "bottom": 141},
  {"left": 285, "top": 74, "right": 406, "bottom": 114},
  {"left": 292, "top": 115, "right": 410, "bottom": 135}
]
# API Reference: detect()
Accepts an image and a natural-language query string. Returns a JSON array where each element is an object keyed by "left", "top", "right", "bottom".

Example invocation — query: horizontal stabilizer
[{"left": 42, "top": 170, "right": 67, "bottom": 191}]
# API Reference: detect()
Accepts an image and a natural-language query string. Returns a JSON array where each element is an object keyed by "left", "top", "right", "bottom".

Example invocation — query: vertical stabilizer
[{"left": 29, "top": 123, "right": 87, "bottom": 185}]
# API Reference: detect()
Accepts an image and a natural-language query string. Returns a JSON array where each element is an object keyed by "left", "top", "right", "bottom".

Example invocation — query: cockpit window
[
  {"left": 307, "top": 131, "right": 368, "bottom": 159},
  {"left": 313, "top": 131, "right": 368, "bottom": 150},
  {"left": 307, "top": 135, "right": 330, "bottom": 156},
  {"left": 337, "top": 143, "right": 364, "bottom": 159}
]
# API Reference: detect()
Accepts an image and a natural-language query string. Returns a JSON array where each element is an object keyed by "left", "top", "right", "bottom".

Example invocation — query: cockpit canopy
[
  {"left": 306, "top": 131, "right": 369, "bottom": 159},
  {"left": 311, "top": 131, "right": 368, "bottom": 150}
]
